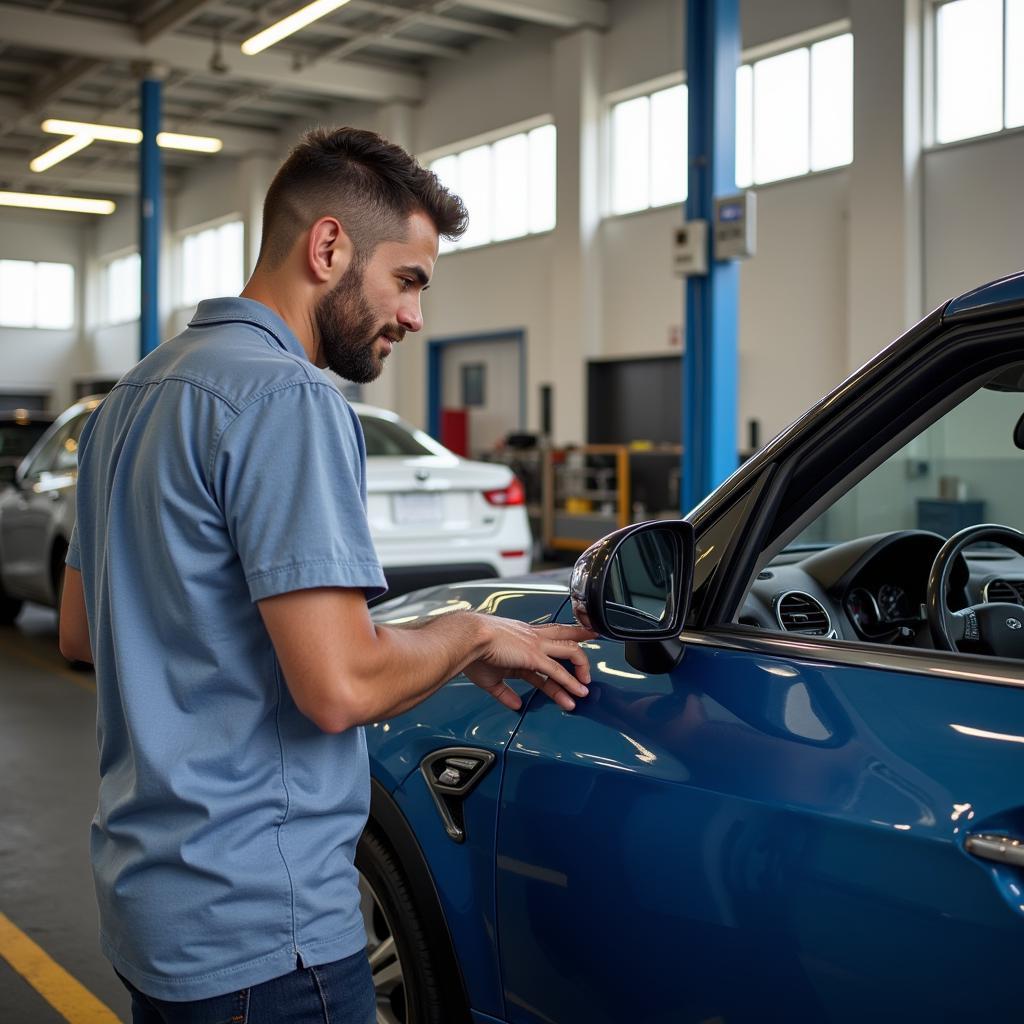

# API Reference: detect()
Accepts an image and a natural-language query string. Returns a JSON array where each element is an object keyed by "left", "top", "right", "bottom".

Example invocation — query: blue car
[{"left": 359, "top": 272, "right": 1024, "bottom": 1024}]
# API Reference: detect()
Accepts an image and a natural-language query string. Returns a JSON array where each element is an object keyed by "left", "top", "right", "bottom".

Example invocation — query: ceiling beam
[
  {"left": 198, "top": 7, "right": 464, "bottom": 60},
  {"left": 454, "top": 0, "right": 607, "bottom": 28},
  {"left": 300, "top": 20, "right": 464, "bottom": 59},
  {"left": 346, "top": 0, "right": 515, "bottom": 40},
  {"left": 0, "top": 155, "right": 181, "bottom": 196},
  {"left": 0, "top": 3, "right": 423, "bottom": 102},
  {"left": 26, "top": 57, "right": 105, "bottom": 112},
  {"left": 138, "top": 0, "right": 222, "bottom": 43},
  {"left": 0, "top": 96, "right": 281, "bottom": 156}
]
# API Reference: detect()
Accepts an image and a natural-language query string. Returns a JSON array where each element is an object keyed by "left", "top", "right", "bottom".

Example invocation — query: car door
[{"left": 494, "top": 309, "right": 1024, "bottom": 1022}]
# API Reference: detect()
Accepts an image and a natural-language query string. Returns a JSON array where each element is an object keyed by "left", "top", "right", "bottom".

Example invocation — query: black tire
[
  {"left": 356, "top": 829, "right": 464, "bottom": 1024},
  {"left": 0, "top": 593, "right": 22, "bottom": 624}
]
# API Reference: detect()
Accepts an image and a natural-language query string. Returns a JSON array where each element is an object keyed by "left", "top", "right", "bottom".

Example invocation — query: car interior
[{"left": 737, "top": 362, "right": 1024, "bottom": 659}]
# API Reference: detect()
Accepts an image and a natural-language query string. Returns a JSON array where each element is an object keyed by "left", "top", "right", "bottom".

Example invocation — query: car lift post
[
  {"left": 140, "top": 76, "right": 162, "bottom": 360},
  {"left": 681, "top": 0, "right": 740, "bottom": 512}
]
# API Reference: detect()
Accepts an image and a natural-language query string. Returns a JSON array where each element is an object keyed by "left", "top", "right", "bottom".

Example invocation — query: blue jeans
[{"left": 117, "top": 952, "right": 375, "bottom": 1024}]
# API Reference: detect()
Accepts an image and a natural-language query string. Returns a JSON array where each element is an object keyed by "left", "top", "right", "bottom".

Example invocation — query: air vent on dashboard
[
  {"left": 984, "top": 578, "right": 1024, "bottom": 604},
  {"left": 775, "top": 592, "right": 832, "bottom": 636}
]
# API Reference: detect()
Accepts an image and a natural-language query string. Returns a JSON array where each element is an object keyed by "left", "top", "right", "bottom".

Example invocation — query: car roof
[{"left": 946, "top": 269, "right": 1024, "bottom": 321}]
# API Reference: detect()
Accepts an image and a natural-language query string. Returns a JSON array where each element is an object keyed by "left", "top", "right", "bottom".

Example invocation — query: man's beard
[{"left": 314, "top": 262, "right": 399, "bottom": 383}]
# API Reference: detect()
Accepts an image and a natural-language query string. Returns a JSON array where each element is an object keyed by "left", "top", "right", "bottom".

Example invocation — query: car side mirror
[
  {"left": 570, "top": 520, "right": 694, "bottom": 673},
  {"left": 0, "top": 464, "right": 17, "bottom": 488}
]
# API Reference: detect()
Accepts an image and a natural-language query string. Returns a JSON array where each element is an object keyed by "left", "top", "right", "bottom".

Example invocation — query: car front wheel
[{"left": 356, "top": 830, "right": 460, "bottom": 1024}]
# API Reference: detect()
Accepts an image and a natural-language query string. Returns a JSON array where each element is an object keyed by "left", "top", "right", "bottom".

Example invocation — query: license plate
[{"left": 393, "top": 492, "right": 444, "bottom": 525}]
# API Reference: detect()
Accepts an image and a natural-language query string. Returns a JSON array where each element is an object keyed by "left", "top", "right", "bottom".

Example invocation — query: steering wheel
[{"left": 927, "top": 524, "right": 1024, "bottom": 657}]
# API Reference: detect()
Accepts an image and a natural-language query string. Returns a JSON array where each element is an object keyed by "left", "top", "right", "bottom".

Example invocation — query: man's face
[{"left": 314, "top": 211, "right": 438, "bottom": 383}]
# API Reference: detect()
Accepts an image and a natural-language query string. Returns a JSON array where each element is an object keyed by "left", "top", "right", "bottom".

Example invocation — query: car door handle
[{"left": 965, "top": 833, "right": 1024, "bottom": 868}]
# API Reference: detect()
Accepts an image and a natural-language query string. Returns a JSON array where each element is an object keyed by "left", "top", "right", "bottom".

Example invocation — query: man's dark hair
[{"left": 258, "top": 126, "right": 468, "bottom": 269}]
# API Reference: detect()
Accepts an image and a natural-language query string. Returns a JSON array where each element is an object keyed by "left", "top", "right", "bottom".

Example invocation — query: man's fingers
[
  {"left": 489, "top": 681, "right": 523, "bottom": 711},
  {"left": 542, "top": 639, "right": 592, "bottom": 683},
  {"left": 523, "top": 670, "right": 577, "bottom": 711},
  {"left": 534, "top": 655, "right": 590, "bottom": 699}
]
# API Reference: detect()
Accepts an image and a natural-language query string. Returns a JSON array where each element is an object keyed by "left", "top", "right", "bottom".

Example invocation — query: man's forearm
[{"left": 348, "top": 611, "right": 489, "bottom": 724}]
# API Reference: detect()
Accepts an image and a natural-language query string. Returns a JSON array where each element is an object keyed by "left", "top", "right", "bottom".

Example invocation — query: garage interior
[{"left": 2, "top": 0, "right": 1023, "bottom": 1020}]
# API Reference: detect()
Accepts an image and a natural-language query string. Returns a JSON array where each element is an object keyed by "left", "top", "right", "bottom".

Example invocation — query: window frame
[
  {"left": 174, "top": 214, "right": 246, "bottom": 312},
  {"left": 604, "top": 20, "right": 853, "bottom": 219},
  {"left": 927, "top": 0, "right": 1024, "bottom": 149},
  {"left": 99, "top": 247, "right": 141, "bottom": 327},
  {"left": 419, "top": 116, "right": 557, "bottom": 253},
  {"left": 0, "top": 258, "right": 76, "bottom": 331}
]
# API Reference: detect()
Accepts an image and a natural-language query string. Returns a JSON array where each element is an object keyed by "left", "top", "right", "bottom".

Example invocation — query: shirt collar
[{"left": 190, "top": 297, "right": 311, "bottom": 362}]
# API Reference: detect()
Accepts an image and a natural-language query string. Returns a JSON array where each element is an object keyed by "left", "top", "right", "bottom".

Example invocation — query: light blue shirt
[{"left": 68, "top": 297, "right": 387, "bottom": 1000}]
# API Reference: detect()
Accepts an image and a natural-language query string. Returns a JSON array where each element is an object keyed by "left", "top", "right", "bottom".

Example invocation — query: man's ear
[{"left": 307, "top": 216, "right": 354, "bottom": 284}]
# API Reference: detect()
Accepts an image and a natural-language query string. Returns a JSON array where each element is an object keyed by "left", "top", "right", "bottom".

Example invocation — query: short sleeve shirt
[{"left": 67, "top": 297, "right": 387, "bottom": 1000}]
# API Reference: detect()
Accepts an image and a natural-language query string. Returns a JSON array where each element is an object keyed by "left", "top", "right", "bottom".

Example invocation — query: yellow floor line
[
  {"left": 0, "top": 636, "right": 96, "bottom": 693},
  {"left": 0, "top": 911, "right": 120, "bottom": 1024}
]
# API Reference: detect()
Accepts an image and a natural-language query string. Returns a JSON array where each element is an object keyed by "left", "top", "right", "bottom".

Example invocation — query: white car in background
[
  {"left": 355, "top": 403, "right": 532, "bottom": 597},
  {"left": 0, "top": 398, "right": 532, "bottom": 622}
]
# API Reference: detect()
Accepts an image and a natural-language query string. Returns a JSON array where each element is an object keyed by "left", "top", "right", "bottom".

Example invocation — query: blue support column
[
  {"left": 681, "top": 0, "right": 740, "bottom": 513},
  {"left": 140, "top": 78, "right": 162, "bottom": 359}
]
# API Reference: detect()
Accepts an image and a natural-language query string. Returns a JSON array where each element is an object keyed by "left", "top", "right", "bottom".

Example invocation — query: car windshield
[
  {"left": 0, "top": 424, "right": 48, "bottom": 459},
  {"left": 359, "top": 414, "right": 435, "bottom": 457},
  {"left": 791, "top": 378, "right": 1024, "bottom": 548}
]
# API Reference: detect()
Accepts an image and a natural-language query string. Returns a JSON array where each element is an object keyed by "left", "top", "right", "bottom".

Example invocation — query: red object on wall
[{"left": 440, "top": 408, "right": 469, "bottom": 456}]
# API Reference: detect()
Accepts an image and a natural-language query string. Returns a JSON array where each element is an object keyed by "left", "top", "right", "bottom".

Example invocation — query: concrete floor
[{"left": 0, "top": 605, "right": 131, "bottom": 1022}]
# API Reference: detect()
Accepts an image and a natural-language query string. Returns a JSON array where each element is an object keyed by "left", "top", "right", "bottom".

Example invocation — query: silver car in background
[
  {"left": 0, "top": 397, "right": 532, "bottom": 623},
  {"left": 0, "top": 396, "right": 100, "bottom": 622}
]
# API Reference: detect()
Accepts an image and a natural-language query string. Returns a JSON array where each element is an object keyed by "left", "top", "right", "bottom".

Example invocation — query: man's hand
[{"left": 462, "top": 620, "right": 597, "bottom": 712}]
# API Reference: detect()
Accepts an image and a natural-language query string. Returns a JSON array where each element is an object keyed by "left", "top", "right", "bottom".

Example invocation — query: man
[{"left": 59, "top": 127, "right": 595, "bottom": 1023}]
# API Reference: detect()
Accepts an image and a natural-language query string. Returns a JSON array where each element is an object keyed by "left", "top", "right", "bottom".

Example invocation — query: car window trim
[{"left": 682, "top": 624, "right": 1024, "bottom": 691}]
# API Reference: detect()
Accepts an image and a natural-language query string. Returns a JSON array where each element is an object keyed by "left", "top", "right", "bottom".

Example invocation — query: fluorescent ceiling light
[
  {"left": 0, "top": 191, "right": 115, "bottom": 214},
  {"left": 42, "top": 120, "right": 223, "bottom": 152},
  {"left": 30, "top": 134, "right": 94, "bottom": 173},
  {"left": 42, "top": 118, "right": 140, "bottom": 144},
  {"left": 156, "top": 132, "right": 222, "bottom": 153},
  {"left": 241, "top": 0, "right": 352, "bottom": 55}
]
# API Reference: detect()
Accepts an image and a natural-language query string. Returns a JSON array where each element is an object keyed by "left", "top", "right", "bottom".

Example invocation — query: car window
[
  {"left": 734, "top": 361, "right": 1024, "bottom": 653},
  {"left": 359, "top": 415, "right": 434, "bottom": 457},
  {"left": 51, "top": 413, "right": 89, "bottom": 473},
  {"left": 792, "top": 371, "right": 1024, "bottom": 546},
  {"left": 21, "top": 418, "right": 76, "bottom": 479}
]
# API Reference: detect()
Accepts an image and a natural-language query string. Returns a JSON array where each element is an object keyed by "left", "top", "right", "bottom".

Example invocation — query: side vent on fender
[
  {"left": 984, "top": 578, "right": 1024, "bottom": 604},
  {"left": 421, "top": 747, "right": 495, "bottom": 844},
  {"left": 775, "top": 592, "right": 832, "bottom": 636}
]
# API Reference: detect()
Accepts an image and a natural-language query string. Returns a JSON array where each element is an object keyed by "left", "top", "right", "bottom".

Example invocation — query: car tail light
[{"left": 483, "top": 476, "right": 525, "bottom": 507}]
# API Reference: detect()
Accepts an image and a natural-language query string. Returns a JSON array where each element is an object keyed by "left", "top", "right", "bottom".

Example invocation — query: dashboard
[{"left": 738, "top": 530, "right": 1024, "bottom": 649}]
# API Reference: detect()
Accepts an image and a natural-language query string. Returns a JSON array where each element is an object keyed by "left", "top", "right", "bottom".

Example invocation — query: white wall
[
  {"left": 0, "top": 208, "right": 88, "bottom": 410},
  {"left": 393, "top": 234, "right": 554, "bottom": 431},
  {"left": 415, "top": 27, "right": 554, "bottom": 154},
  {"left": 923, "top": 130, "right": 1024, "bottom": 309}
]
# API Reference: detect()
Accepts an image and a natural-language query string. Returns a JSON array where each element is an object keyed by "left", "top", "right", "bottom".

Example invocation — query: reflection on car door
[{"left": 495, "top": 620, "right": 1024, "bottom": 1022}]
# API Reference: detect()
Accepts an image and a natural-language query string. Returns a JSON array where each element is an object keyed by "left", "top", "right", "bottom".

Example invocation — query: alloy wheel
[{"left": 359, "top": 871, "right": 408, "bottom": 1024}]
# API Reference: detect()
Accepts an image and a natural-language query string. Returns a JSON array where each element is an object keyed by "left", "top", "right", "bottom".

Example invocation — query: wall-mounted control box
[
  {"left": 713, "top": 191, "right": 757, "bottom": 261},
  {"left": 672, "top": 220, "right": 708, "bottom": 277}
]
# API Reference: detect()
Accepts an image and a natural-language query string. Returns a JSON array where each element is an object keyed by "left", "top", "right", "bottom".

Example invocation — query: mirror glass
[{"left": 603, "top": 528, "right": 679, "bottom": 634}]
